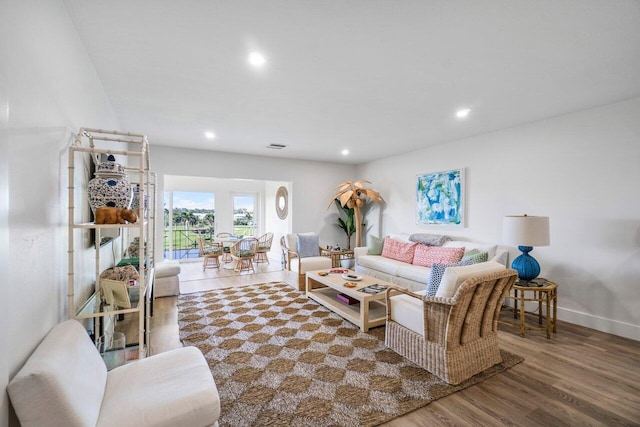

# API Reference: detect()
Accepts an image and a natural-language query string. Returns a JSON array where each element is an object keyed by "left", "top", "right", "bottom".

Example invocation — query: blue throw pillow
[
  {"left": 426, "top": 258, "right": 473, "bottom": 297},
  {"left": 297, "top": 234, "right": 320, "bottom": 258}
]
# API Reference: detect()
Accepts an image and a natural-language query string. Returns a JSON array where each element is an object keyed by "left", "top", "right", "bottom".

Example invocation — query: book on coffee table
[
  {"left": 336, "top": 293, "right": 360, "bottom": 305},
  {"left": 358, "top": 283, "right": 388, "bottom": 294}
]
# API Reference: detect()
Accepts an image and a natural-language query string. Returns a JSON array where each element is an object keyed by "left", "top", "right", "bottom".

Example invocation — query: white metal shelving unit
[{"left": 67, "top": 128, "right": 154, "bottom": 362}]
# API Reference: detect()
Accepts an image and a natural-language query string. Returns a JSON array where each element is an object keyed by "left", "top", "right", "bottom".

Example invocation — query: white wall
[
  {"left": 1, "top": 1, "right": 119, "bottom": 425},
  {"left": 357, "top": 97, "right": 640, "bottom": 340},
  {"left": 264, "top": 181, "right": 291, "bottom": 262},
  {"left": 152, "top": 146, "right": 356, "bottom": 262},
  {"left": 1, "top": 0, "right": 10, "bottom": 421}
]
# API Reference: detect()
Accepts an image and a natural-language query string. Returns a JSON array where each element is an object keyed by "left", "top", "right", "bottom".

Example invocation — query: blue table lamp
[{"left": 502, "top": 215, "right": 550, "bottom": 283}]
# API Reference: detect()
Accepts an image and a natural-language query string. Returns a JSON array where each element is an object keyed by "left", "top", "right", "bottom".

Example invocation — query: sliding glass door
[
  {"left": 233, "top": 193, "right": 257, "bottom": 237},
  {"left": 164, "top": 191, "right": 215, "bottom": 259}
]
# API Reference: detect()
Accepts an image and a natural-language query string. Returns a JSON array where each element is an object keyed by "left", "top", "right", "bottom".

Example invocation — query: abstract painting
[{"left": 416, "top": 168, "right": 464, "bottom": 226}]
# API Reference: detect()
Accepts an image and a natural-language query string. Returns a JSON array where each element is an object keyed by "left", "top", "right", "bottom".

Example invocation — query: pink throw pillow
[
  {"left": 413, "top": 246, "right": 465, "bottom": 267},
  {"left": 381, "top": 237, "right": 417, "bottom": 263}
]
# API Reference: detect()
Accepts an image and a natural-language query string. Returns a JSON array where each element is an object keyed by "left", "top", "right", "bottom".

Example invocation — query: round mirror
[{"left": 276, "top": 186, "right": 288, "bottom": 220}]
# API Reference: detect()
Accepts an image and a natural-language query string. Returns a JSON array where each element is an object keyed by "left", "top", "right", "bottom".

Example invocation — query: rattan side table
[{"left": 500, "top": 278, "right": 558, "bottom": 339}]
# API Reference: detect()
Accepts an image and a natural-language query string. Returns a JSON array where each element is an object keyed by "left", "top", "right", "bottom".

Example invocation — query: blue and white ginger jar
[{"left": 88, "top": 155, "right": 132, "bottom": 214}]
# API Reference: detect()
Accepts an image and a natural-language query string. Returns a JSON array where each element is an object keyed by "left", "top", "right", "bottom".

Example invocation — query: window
[{"left": 164, "top": 191, "right": 215, "bottom": 259}]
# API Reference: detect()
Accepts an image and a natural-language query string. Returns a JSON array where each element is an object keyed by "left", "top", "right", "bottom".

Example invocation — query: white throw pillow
[{"left": 435, "top": 261, "right": 505, "bottom": 298}]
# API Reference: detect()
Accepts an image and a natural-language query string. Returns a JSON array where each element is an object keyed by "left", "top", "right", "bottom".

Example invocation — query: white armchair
[
  {"left": 281, "top": 233, "right": 332, "bottom": 290},
  {"left": 8, "top": 319, "right": 220, "bottom": 427}
]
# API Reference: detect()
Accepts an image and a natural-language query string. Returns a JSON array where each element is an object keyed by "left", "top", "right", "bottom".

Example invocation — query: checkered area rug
[{"left": 178, "top": 282, "right": 522, "bottom": 427}]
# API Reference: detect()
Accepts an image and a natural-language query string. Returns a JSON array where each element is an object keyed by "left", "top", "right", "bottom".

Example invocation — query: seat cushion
[
  {"left": 396, "top": 263, "right": 431, "bottom": 285},
  {"left": 356, "top": 255, "right": 404, "bottom": 276},
  {"left": 8, "top": 320, "right": 107, "bottom": 427},
  {"left": 389, "top": 290, "right": 427, "bottom": 336},
  {"left": 155, "top": 260, "right": 181, "bottom": 278},
  {"left": 436, "top": 261, "right": 505, "bottom": 298},
  {"left": 99, "top": 347, "right": 220, "bottom": 427},
  {"left": 293, "top": 256, "right": 332, "bottom": 273}
]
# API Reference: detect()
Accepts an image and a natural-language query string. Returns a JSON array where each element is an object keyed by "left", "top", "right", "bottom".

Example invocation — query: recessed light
[
  {"left": 341, "top": 149, "right": 349, "bottom": 156},
  {"left": 456, "top": 108, "right": 471, "bottom": 119},
  {"left": 248, "top": 52, "right": 266, "bottom": 67},
  {"left": 204, "top": 131, "right": 215, "bottom": 139}
]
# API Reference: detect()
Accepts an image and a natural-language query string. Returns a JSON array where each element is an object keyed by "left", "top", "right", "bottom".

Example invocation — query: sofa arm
[{"left": 491, "top": 249, "right": 509, "bottom": 266}]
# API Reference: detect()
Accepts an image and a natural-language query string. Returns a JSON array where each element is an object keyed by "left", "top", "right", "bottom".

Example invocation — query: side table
[
  {"left": 321, "top": 249, "right": 355, "bottom": 268},
  {"left": 500, "top": 278, "right": 558, "bottom": 339}
]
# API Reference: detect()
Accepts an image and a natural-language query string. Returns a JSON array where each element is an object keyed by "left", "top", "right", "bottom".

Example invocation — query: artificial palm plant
[
  {"left": 333, "top": 199, "right": 356, "bottom": 250},
  {"left": 329, "top": 180, "right": 384, "bottom": 247}
]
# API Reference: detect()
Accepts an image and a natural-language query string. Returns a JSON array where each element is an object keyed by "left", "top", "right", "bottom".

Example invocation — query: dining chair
[
  {"left": 254, "top": 232, "right": 274, "bottom": 264},
  {"left": 230, "top": 237, "right": 259, "bottom": 273},
  {"left": 198, "top": 236, "right": 223, "bottom": 271}
]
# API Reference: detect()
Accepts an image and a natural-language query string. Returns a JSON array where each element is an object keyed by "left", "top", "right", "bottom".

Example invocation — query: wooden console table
[{"left": 500, "top": 278, "right": 558, "bottom": 339}]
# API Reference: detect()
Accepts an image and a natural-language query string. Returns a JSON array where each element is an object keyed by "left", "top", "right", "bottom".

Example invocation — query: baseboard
[{"left": 558, "top": 307, "right": 640, "bottom": 342}]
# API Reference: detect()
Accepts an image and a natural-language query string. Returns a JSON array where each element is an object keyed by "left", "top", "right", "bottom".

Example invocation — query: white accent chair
[
  {"left": 8, "top": 319, "right": 220, "bottom": 427},
  {"left": 282, "top": 233, "right": 332, "bottom": 290}
]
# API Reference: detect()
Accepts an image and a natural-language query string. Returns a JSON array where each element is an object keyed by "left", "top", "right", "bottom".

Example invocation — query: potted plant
[
  {"left": 329, "top": 180, "right": 384, "bottom": 248},
  {"left": 333, "top": 199, "right": 356, "bottom": 250}
]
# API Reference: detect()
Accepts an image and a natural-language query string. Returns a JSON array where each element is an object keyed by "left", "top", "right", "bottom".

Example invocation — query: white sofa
[
  {"left": 8, "top": 319, "right": 220, "bottom": 427},
  {"left": 354, "top": 234, "right": 509, "bottom": 292}
]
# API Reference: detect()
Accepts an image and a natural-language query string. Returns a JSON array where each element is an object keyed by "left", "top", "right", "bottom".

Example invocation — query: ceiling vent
[{"left": 267, "top": 143, "right": 287, "bottom": 150}]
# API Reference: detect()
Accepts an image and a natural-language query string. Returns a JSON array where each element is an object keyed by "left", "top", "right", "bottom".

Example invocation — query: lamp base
[{"left": 511, "top": 246, "right": 541, "bottom": 282}]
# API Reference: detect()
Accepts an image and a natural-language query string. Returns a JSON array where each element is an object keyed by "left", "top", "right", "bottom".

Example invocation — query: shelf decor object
[
  {"left": 502, "top": 214, "right": 550, "bottom": 283},
  {"left": 88, "top": 154, "right": 132, "bottom": 214}
]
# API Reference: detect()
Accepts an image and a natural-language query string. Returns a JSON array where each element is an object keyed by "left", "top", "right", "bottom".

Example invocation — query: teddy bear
[{"left": 95, "top": 207, "right": 138, "bottom": 224}]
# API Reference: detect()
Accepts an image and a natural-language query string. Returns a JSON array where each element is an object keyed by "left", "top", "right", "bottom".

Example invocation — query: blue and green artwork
[{"left": 416, "top": 169, "right": 464, "bottom": 226}]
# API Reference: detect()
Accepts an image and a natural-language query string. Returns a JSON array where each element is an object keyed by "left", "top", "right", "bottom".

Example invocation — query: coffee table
[{"left": 305, "top": 270, "right": 400, "bottom": 332}]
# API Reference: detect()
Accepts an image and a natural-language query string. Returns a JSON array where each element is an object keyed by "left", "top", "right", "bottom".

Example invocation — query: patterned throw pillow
[
  {"left": 367, "top": 235, "right": 384, "bottom": 255},
  {"left": 297, "top": 234, "right": 320, "bottom": 258},
  {"left": 426, "top": 258, "right": 473, "bottom": 296},
  {"left": 413, "top": 245, "right": 465, "bottom": 267},
  {"left": 381, "top": 237, "right": 418, "bottom": 263},
  {"left": 462, "top": 249, "right": 489, "bottom": 264}
]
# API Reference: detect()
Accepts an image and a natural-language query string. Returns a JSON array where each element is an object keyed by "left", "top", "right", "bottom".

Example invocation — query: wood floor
[{"left": 150, "top": 265, "right": 640, "bottom": 426}]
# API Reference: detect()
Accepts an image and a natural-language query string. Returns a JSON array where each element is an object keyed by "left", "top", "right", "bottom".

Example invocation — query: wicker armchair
[
  {"left": 230, "top": 237, "right": 258, "bottom": 273},
  {"left": 281, "top": 233, "right": 332, "bottom": 290},
  {"left": 198, "top": 237, "right": 223, "bottom": 271},
  {"left": 385, "top": 268, "right": 517, "bottom": 385},
  {"left": 254, "top": 232, "right": 274, "bottom": 264}
]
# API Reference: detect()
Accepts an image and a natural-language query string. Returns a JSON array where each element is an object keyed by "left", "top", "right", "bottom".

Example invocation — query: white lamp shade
[{"left": 502, "top": 215, "right": 550, "bottom": 247}]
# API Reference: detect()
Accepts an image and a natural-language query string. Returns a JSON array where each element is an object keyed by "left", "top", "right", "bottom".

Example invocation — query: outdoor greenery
[{"left": 163, "top": 208, "right": 255, "bottom": 250}]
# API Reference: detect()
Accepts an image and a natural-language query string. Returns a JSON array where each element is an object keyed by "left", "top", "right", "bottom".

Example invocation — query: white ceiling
[{"left": 63, "top": 0, "right": 640, "bottom": 164}]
